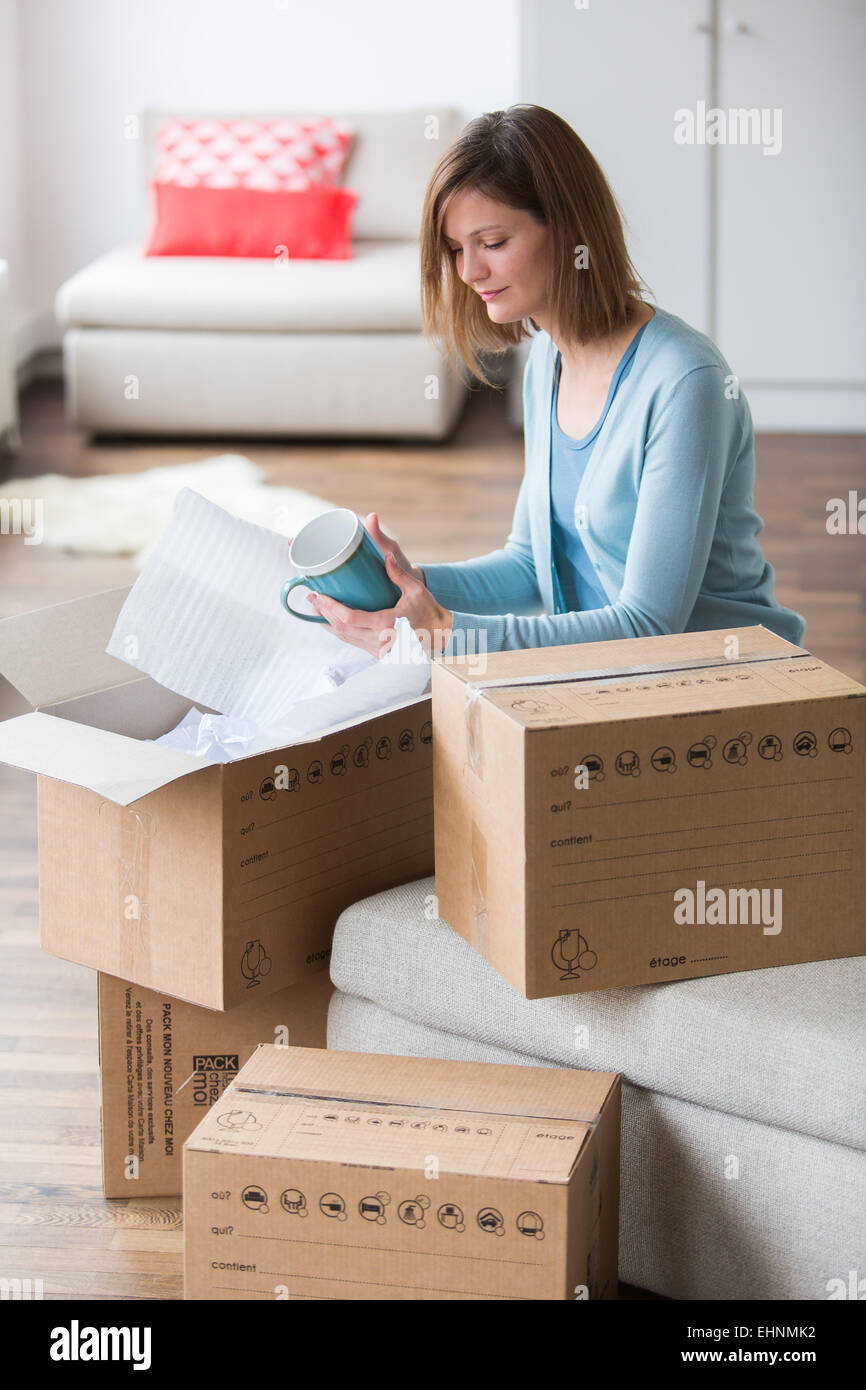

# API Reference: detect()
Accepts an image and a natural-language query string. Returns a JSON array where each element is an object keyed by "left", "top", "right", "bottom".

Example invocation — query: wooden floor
[{"left": 0, "top": 378, "right": 863, "bottom": 1300}]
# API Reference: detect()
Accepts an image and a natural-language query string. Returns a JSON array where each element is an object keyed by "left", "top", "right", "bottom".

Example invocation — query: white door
[
  {"left": 716, "top": 0, "right": 866, "bottom": 385},
  {"left": 519, "top": 0, "right": 715, "bottom": 332}
]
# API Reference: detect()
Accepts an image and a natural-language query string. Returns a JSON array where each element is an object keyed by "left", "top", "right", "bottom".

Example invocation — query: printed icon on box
[
  {"left": 330, "top": 746, "right": 348, "bottom": 776},
  {"left": 398, "top": 1195, "right": 431, "bottom": 1228},
  {"left": 359, "top": 1192, "right": 390, "bottom": 1225},
  {"left": 516, "top": 1211, "right": 545, "bottom": 1240},
  {"left": 307, "top": 759, "right": 324, "bottom": 784},
  {"left": 216, "top": 1110, "right": 261, "bottom": 1131},
  {"left": 410, "top": 1121, "right": 427, "bottom": 1130},
  {"left": 259, "top": 774, "right": 277, "bottom": 800},
  {"left": 353, "top": 739, "right": 371, "bottom": 768},
  {"left": 241, "top": 939, "right": 272, "bottom": 989},
  {"left": 376, "top": 735, "right": 392, "bottom": 760},
  {"left": 793, "top": 730, "right": 818, "bottom": 758},
  {"left": 420, "top": 720, "right": 433, "bottom": 745},
  {"left": 398, "top": 728, "right": 415, "bottom": 753},
  {"left": 551, "top": 929, "right": 597, "bottom": 981},
  {"left": 285, "top": 767, "right": 300, "bottom": 792},
  {"left": 580, "top": 753, "right": 604, "bottom": 782},
  {"left": 511, "top": 694, "right": 565, "bottom": 715},
  {"left": 437, "top": 1203, "right": 465, "bottom": 1232},
  {"left": 242, "top": 1185, "right": 269, "bottom": 1214},
  {"left": 758, "top": 734, "right": 783, "bottom": 762},
  {"left": 722, "top": 732, "right": 752, "bottom": 766},
  {"left": 687, "top": 734, "right": 716, "bottom": 769},
  {"left": 280, "top": 1189, "right": 308, "bottom": 1217},
  {"left": 319, "top": 1192, "right": 347, "bottom": 1221},
  {"left": 476, "top": 1127, "right": 492, "bottom": 1135},
  {"left": 828, "top": 727, "right": 853, "bottom": 754},
  {"left": 477, "top": 1207, "right": 505, "bottom": 1237},
  {"left": 615, "top": 749, "right": 640, "bottom": 777},
  {"left": 650, "top": 746, "right": 677, "bottom": 774}
]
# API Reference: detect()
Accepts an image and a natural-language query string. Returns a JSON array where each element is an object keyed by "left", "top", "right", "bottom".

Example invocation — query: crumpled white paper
[
  {"left": 104, "top": 487, "right": 431, "bottom": 760},
  {"left": 154, "top": 613, "right": 430, "bottom": 761}
]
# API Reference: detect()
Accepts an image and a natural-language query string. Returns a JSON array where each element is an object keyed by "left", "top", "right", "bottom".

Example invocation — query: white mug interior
[{"left": 289, "top": 508, "right": 362, "bottom": 576}]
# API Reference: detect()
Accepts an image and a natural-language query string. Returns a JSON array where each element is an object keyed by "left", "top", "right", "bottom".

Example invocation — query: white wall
[{"left": 9, "top": 0, "right": 521, "bottom": 359}]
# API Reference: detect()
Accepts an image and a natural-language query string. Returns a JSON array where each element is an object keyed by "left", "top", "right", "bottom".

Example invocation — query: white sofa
[
  {"left": 327, "top": 877, "right": 866, "bottom": 1301},
  {"left": 55, "top": 107, "right": 470, "bottom": 440}
]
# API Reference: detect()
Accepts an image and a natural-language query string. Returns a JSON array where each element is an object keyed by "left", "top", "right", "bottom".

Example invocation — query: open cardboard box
[
  {"left": 433, "top": 624, "right": 866, "bottom": 997},
  {"left": 183, "top": 1044, "right": 621, "bottom": 1301},
  {"left": 0, "top": 585, "right": 433, "bottom": 1009}
]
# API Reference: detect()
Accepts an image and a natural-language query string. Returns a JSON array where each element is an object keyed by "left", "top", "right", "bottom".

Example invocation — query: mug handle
[{"left": 280, "top": 576, "right": 328, "bottom": 623}]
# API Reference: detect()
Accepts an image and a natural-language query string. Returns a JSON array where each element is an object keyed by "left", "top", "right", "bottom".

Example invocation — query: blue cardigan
[{"left": 422, "top": 306, "right": 806, "bottom": 654}]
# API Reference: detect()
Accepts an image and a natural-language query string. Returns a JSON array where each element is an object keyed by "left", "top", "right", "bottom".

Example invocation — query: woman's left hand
[{"left": 307, "top": 549, "right": 453, "bottom": 659}]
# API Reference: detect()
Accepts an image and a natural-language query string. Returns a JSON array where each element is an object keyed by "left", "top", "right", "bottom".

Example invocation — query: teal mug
[{"left": 281, "top": 508, "right": 402, "bottom": 622}]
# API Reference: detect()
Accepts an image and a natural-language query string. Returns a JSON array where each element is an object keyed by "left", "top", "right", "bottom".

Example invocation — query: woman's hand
[
  {"left": 307, "top": 548, "right": 453, "bottom": 660},
  {"left": 364, "top": 512, "right": 425, "bottom": 583}
]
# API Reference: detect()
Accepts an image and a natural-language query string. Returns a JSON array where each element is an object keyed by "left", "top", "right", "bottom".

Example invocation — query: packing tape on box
[
  {"left": 465, "top": 685, "right": 486, "bottom": 778},
  {"left": 462, "top": 644, "right": 813, "bottom": 778},
  {"left": 470, "top": 819, "right": 490, "bottom": 958},
  {"left": 464, "top": 645, "right": 810, "bottom": 697},
  {"left": 109, "top": 802, "right": 154, "bottom": 978},
  {"left": 230, "top": 1080, "right": 606, "bottom": 1126}
]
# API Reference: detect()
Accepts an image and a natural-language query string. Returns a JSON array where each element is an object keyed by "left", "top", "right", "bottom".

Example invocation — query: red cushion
[{"left": 143, "top": 181, "right": 358, "bottom": 259}]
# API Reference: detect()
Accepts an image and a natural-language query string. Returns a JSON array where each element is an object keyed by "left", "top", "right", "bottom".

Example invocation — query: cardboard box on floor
[
  {"left": 98, "top": 970, "right": 335, "bottom": 1199},
  {"left": 433, "top": 625, "right": 866, "bottom": 998},
  {"left": 183, "top": 1044, "right": 621, "bottom": 1301},
  {"left": 0, "top": 586, "right": 433, "bottom": 1009}
]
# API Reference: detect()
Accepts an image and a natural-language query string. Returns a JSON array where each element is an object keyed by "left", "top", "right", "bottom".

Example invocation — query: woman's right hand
[{"left": 364, "top": 512, "right": 424, "bottom": 584}]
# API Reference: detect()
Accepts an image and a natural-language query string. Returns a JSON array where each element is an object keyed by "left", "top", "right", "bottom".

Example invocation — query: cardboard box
[
  {"left": 0, "top": 586, "right": 433, "bottom": 1009},
  {"left": 98, "top": 970, "right": 335, "bottom": 1198},
  {"left": 432, "top": 625, "right": 866, "bottom": 998},
  {"left": 183, "top": 1044, "right": 621, "bottom": 1301}
]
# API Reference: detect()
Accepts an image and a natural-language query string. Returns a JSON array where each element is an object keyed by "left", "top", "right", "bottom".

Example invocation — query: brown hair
[{"left": 420, "top": 104, "right": 651, "bottom": 387}]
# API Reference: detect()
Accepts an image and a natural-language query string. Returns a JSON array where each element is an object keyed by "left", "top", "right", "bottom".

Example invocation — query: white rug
[{"left": 0, "top": 454, "right": 336, "bottom": 567}]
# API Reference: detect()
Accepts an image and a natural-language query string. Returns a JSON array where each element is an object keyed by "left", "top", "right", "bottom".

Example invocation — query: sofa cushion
[
  {"left": 55, "top": 239, "right": 423, "bottom": 333},
  {"left": 328, "top": 876, "right": 866, "bottom": 1151},
  {"left": 141, "top": 106, "right": 463, "bottom": 241}
]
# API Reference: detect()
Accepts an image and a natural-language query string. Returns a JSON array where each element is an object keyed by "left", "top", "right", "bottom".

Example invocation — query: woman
[{"left": 306, "top": 104, "right": 806, "bottom": 658}]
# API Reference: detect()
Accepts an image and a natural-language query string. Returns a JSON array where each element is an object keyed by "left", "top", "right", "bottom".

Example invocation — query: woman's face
[{"left": 442, "top": 188, "right": 550, "bottom": 325}]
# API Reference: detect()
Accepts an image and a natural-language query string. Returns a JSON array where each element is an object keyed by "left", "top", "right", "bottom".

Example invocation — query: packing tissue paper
[{"left": 104, "top": 488, "right": 431, "bottom": 762}]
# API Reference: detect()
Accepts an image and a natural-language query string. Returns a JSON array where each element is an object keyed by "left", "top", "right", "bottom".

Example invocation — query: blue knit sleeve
[
  {"left": 438, "top": 366, "right": 741, "bottom": 655},
  {"left": 420, "top": 472, "right": 543, "bottom": 617}
]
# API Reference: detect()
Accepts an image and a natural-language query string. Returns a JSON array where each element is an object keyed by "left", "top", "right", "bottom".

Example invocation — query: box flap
[
  {"left": 208, "top": 1044, "right": 617, "bottom": 1122},
  {"left": 0, "top": 710, "right": 218, "bottom": 805},
  {"left": 0, "top": 586, "right": 137, "bottom": 709}
]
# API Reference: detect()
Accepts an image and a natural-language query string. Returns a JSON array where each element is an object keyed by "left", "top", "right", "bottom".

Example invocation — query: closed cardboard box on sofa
[
  {"left": 98, "top": 970, "right": 334, "bottom": 1199},
  {"left": 433, "top": 625, "right": 865, "bottom": 998},
  {"left": 0, "top": 586, "right": 434, "bottom": 1010},
  {"left": 183, "top": 1044, "right": 620, "bottom": 1301}
]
